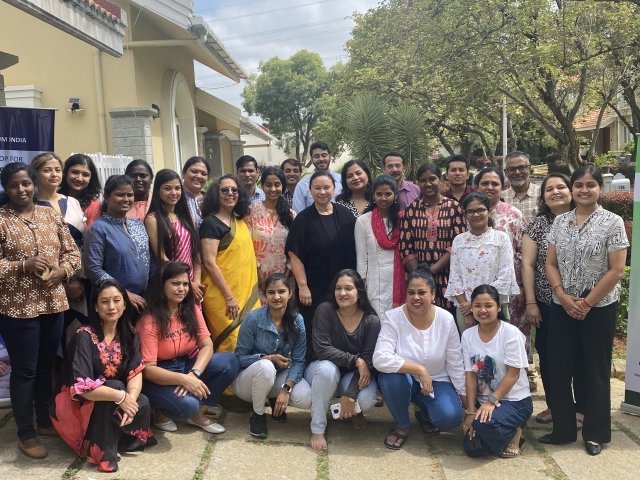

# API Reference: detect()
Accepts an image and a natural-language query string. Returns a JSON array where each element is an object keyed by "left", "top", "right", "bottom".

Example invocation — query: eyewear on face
[
  {"left": 465, "top": 208, "right": 488, "bottom": 216},
  {"left": 220, "top": 187, "right": 239, "bottom": 195},
  {"left": 505, "top": 165, "right": 530, "bottom": 174}
]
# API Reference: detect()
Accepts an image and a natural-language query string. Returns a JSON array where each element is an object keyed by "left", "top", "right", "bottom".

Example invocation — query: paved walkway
[{"left": 1, "top": 378, "right": 639, "bottom": 479}]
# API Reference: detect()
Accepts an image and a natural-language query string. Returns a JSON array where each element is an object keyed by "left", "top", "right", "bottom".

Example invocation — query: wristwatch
[
  {"left": 189, "top": 368, "right": 202, "bottom": 379},
  {"left": 281, "top": 383, "right": 292, "bottom": 393},
  {"left": 486, "top": 394, "right": 498, "bottom": 405}
]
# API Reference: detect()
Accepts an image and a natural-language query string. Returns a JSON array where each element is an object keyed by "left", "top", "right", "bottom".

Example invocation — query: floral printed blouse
[
  {"left": 445, "top": 228, "right": 520, "bottom": 304},
  {"left": 523, "top": 214, "right": 555, "bottom": 306},
  {"left": 245, "top": 203, "right": 296, "bottom": 280},
  {"left": 491, "top": 201, "right": 526, "bottom": 285}
]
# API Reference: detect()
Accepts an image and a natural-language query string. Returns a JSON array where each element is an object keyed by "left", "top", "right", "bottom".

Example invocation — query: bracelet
[
  {"left": 582, "top": 298, "right": 593, "bottom": 308},
  {"left": 465, "top": 411, "right": 476, "bottom": 416},
  {"left": 114, "top": 391, "right": 127, "bottom": 405},
  {"left": 21, "top": 260, "right": 25, "bottom": 273}
]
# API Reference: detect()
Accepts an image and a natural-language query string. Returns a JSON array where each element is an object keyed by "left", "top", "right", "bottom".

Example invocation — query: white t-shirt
[
  {"left": 461, "top": 322, "right": 530, "bottom": 402},
  {"left": 373, "top": 305, "right": 466, "bottom": 396}
]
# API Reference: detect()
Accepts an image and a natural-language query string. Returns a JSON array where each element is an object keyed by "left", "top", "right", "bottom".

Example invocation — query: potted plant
[{"left": 594, "top": 152, "right": 618, "bottom": 173}]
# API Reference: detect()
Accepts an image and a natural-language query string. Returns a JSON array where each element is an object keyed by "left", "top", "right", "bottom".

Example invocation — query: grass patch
[
  {"left": 523, "top": 429, "right": 568, "bottom": 480},
  {"left": 193, "top": 438, "right": 217, "bottom": 480},
  {"left": 61, "top": 456, "right": 85, "bottom": 480},
  {"left": 316, "top": 450, "right": 329, "bottom": 480}
]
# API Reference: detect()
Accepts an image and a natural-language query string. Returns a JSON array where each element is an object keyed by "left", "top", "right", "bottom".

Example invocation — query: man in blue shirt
[{"left": 236, "top": 155, "right": 265, "bottom": 205}]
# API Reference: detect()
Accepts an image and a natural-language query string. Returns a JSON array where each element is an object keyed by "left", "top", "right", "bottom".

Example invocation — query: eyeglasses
[
  {"left": 220, "top": 187, "right": 239, "bottom": 195},
  {"left": 465, "top": 207, "right": 488, "bottom": 216},
  {"left": 505, "top": 165, "right": 530, "bottom": 174}
]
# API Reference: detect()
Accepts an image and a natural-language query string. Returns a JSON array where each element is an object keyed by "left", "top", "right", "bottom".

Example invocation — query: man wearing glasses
[
  {"left": 292, "top": 142, "right": 342, "bottom": 213},
  {"left": 502, "top": 151, "right": 540, "bottom": 222}
]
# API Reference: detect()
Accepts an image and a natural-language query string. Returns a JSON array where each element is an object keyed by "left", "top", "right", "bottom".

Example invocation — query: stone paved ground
[{"left": 1, "top": 378, "right": 639, "bottom": 479}]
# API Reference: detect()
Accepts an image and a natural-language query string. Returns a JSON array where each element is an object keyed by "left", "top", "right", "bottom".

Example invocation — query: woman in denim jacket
[{"left": 233, "top": 273, "right": 311, "bottom": 438}]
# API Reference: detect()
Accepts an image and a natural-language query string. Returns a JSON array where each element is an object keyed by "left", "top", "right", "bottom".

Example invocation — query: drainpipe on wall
[{"left": 93, "top": 48, "right": 108, "bottom": 153}]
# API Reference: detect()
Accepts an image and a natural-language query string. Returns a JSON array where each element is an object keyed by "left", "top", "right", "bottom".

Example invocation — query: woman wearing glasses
[
  {"left": 445, "top": 193, "right": 520, "bottom": 332},
  {"left": 200, "top": 175, "right": 260, "bottom": 353}
]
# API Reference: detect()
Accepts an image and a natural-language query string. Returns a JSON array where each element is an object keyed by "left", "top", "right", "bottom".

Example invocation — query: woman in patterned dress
[
  {"left": 0, "top": 162, "right": 81, "bottom": 459},
  {"left": 336, "top": 160, "right": 372, "bottom": 217},
  {"left": 246, "top": 167, "right": 295, "bottom": 284},
  {"left": 51, "top": 280, "right": 156, "bottom": 473},
  {"left": 400, "top": 163, "right": 466, "bottom": 315},
  {"left": 145, "top": 169, "right": 202, "bottom": 302}
]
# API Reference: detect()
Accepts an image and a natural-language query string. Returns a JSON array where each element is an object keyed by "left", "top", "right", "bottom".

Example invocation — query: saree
[{"left": 201, "top": 217, "right": 260, "bottom": 352}]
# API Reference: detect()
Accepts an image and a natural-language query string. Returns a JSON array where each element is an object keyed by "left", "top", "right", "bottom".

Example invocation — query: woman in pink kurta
[{"left": 246, "top": 167, "right": 295, "bottom": 283}]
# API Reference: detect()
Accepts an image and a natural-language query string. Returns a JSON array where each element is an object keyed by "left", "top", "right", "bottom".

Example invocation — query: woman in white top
[
  {"left": 445, "top": 192, "right": 520, "bottom": 332},
  {"left": 373, "top": 265, "right": 466, "bottom": 450},
  {"left": 354, "top": 175, "right": 404, "bottom": 320},
  {"left": 461, "top": 284, "right": 532, "bottom": 458}
]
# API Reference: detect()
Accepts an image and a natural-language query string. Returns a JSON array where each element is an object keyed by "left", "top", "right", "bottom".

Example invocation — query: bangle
[
  {"left": 552, "top": 285, "right": 562, "bottom": 292},
  {"left": 21, "top": 260, "right": 25, "bottom": 273},
  {"left": 465, "top": 410, "right": 476, "bottom": 416},
  {"left": 582, "top": 298, "right": 593, "bottom": 308},
  {"left": 115, "top": 391, "right": 126, "bottom": 405}
]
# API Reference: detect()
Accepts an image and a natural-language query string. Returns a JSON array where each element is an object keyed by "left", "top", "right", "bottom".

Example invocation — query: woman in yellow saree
[{"left": 200, "top": 174, "right": 260, "bottom": 353}]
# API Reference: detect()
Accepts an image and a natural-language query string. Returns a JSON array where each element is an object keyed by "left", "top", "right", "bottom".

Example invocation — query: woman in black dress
[{"left": 286, "top": 171, "right": 357, "bottom": 355}]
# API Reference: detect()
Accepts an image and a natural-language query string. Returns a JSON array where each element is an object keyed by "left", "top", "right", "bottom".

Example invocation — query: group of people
[{"left": 0, "top": 141, "right": 628, "bottom": 471}]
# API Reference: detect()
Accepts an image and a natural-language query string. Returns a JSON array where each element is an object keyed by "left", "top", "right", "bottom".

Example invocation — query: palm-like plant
[
  {"left": 346, "top": 93, "right": 393, "bottom": 175},
  {"left": 389, "top": 102, "right": 429, "bottom": 179}
]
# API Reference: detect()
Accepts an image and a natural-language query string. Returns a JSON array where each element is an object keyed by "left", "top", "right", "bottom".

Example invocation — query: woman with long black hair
[
  {"left": 246, "top": 167, "right": 295, "bottom": 282},
  {"left": 336, "top": 159, "right": 372, "bottom": 217},
  {"left": 233, "top": 273, "right": 310, "bottom": 438},
  {"left": 145, "top": 169, "right": 202, "bottom": 301},
  {"left": 60, "top": 153, "right": 102, "bottom": 227},
  {"left": 355, "top": 175, "right": 404, "bottom": 320}
]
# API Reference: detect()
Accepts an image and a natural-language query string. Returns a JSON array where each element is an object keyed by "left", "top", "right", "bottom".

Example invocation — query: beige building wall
[{"left": 0, "top": 1, "right": 242, "bottom": 173}]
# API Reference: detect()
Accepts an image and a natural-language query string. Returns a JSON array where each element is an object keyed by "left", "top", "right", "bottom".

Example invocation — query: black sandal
[
  {"left": 384, "top": 429, "right": 408, "bottom": 450},
  {"left": 415, "top": 410, "right": 440, "bottom": 435}
]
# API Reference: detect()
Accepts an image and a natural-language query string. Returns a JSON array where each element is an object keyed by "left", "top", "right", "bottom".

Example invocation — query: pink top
[{"left": 136, "top": 308, "right": 210, "bottom": 363}]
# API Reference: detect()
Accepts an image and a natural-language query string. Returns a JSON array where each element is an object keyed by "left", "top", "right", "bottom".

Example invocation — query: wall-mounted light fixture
[
  {"left": 151, "top": 103, "right": 161, "bottom": 119},
  {"left": 66, "top": 97, "right": 84, "bottom": 114}
]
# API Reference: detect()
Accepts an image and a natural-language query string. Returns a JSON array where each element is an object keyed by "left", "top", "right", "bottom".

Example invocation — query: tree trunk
[{"left": 586, "top": 102, "right": 609, "bottom": 162}]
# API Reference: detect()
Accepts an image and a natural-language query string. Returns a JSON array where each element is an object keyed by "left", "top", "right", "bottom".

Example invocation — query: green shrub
[
  {"left": 617, "top": 266, "right": 630, "bottom": 335},
  {"left": 601, "top": 191, "right": 633, "bottom": 221}
]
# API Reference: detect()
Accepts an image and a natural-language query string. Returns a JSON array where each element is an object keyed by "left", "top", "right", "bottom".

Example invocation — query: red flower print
[
  {"left": 87, "top": 443, "right": 105, "bottom": 465},
  {"left": 104, "top": 364, "right": 118, "bottom": 378}
]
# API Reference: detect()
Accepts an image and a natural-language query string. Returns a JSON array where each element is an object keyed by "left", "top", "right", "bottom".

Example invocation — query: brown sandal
[{"left": 500, "top": 437, "right": 526, "bottom": 458}]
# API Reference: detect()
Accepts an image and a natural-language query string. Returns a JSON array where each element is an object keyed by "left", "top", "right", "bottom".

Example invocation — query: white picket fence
[{"left": 73, "top": 152, "right": 133, "bottom": 186}]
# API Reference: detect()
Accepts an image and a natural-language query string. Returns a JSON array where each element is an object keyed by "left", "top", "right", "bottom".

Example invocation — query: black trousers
[
  {"left": 535, "top": 301, "right": 586, "bottom": 412},
  {"left": 546, "top": 302, "right": 616, "bottom": 443}
]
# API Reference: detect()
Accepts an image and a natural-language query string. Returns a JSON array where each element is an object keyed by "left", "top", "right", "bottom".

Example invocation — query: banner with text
[
  {"left": 622, "top": 135, "right": 640, "bottom": 415},
  {"left": 0, "top": 106, "right": 55, "bottom": 170}
]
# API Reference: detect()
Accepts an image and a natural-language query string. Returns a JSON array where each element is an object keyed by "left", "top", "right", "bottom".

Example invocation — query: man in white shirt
[{"left": 292, "top": 142, "right": 342, "bottom": 213}]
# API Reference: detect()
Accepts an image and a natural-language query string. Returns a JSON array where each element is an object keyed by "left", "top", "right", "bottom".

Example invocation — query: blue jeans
[
  {"left": 143, "top": 352, "right": 239, "bottom": 420},
  {"left": 0, "top": 312, "right": 64, "bottom": 440},
  {"left": 378, "top": 373, "right": 463, "bottom": 431},
  {"left": 463, "top": 396, "right": 533, "bottom": 457}
]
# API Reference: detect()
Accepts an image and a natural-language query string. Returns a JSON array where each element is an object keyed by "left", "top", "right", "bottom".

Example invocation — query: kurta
[{"left": 354, "top": 211, "right": 395, "bottom": 320}]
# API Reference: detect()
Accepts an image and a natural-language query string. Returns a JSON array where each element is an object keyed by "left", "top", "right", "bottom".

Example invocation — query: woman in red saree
[{"left": 51, "top": 280, "right": 156, "bottom": 473}]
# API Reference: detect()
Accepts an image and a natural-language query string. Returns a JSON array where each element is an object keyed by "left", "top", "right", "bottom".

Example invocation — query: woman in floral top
[
  {"left": 51, "top": 280, "right": 156, "bottom": 473},
  {"left": 246, "top": 167, "right": 295, "bottom": 283},
  {"left": 445, "top": 192, "right": 519, "bottom": 332}
]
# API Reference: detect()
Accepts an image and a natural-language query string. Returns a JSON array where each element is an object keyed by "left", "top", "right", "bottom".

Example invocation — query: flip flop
[{"left": 384, "top": 429, "right": 408, "bottom": 450}]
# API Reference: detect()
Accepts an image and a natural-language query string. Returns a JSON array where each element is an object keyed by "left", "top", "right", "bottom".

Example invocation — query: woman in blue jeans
[
  {"left": 136, "top": 261, "right": 239, "bottom": 434},
  {"left": 305, "top": 269, "right": 381, "bottom": 451},
  {"left": 373, "top": 265, "right": 466, "bottom": 450},
  {"left": 461, "top": 285, "right": 533, "bottom": 458}
]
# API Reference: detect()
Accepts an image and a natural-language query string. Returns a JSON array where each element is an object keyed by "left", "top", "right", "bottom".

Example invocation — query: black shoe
[
  {"left": 268, "top": 398, "right": 288, "bottom": 423},
  {"left": 415, "top": 409, "right": 440, "bottom": 435},
  {"left": 585, "top": 441, "right": 602, "bottom": 456},
  {"left": 538, "top": 433, "right": 574, "bottom": 445},
  {"left": 249, "top": 412, "right": 268, "bottom": 438}
]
